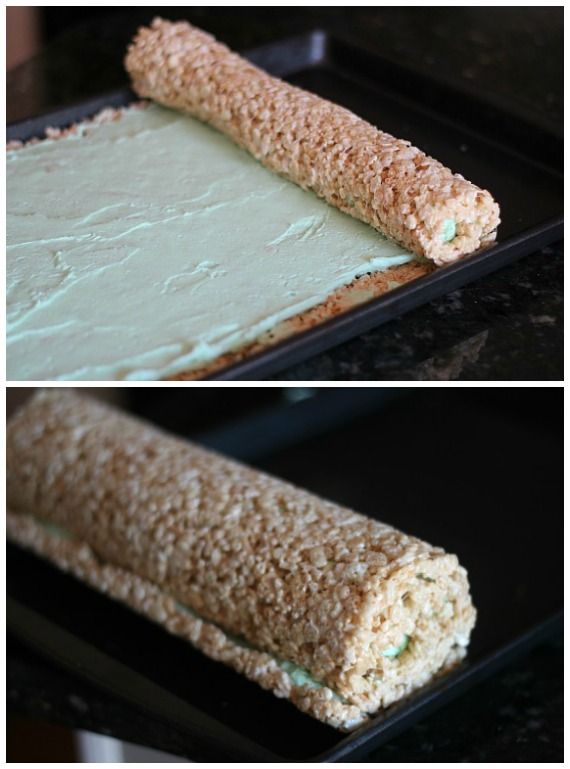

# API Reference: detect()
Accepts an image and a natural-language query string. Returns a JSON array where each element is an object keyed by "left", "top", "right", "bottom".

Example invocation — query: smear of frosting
[{"left": 7, "top": 104, "right": 414, "bottom": 380}]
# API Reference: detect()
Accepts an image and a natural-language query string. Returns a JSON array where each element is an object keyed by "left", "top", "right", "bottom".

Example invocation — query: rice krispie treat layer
[
  {"left": 7, "top": 390, "right": 476, "bottom": 727},
  {"left": 125, "top": 18, "right": 500, "bottom": 265},
  {"left": 6, "top": 510, "right": 366, "bottom": 730}
]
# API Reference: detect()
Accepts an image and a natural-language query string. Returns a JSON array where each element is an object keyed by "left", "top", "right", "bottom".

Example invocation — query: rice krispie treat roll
[
  {"left": 7, "top": 390, "right": 476, "bottom": 730},
  {"left": 125, "top": 18, "right": 500, "bottom": 265}
]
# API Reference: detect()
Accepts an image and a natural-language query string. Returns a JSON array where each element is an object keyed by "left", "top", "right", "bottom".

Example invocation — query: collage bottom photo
[{"left": 6, "top": 387, "right": 562, "bottom": 762}]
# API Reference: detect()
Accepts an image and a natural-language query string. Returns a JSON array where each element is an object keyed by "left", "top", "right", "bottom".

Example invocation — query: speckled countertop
[{"left": 6, "top": 8, "right": 562, "bottom": 381}]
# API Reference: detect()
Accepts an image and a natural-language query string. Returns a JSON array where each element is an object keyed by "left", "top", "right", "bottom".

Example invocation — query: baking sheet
[
  {"left": 6, "top": 31, "right": 563, "bottom": 381},
  {"left": 7, "top": 390, "right": 563, "bottom": 760}
]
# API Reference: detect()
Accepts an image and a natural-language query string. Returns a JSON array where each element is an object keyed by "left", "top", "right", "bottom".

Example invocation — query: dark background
[
  {"left": 6, "top": 7, "right": 563, "bottom": 380},
  {"left": 7, "top": 386, "right": 563, "bottom": 760},
  {"left": 7, "top": 7, "right": 563, "bottom": 128}
]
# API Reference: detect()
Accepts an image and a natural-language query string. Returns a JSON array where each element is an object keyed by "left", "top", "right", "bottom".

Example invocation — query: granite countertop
[{"left": 6, "top": 8, "right": 562, "bottom": 381}]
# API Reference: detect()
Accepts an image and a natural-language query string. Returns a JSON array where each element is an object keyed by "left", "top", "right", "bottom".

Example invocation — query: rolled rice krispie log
[
  {"left": 7, "top": 390, "right": 476, "bottom": 730},
  {"left": 125, "top": 18, "right": 500, "bottom": 265}
]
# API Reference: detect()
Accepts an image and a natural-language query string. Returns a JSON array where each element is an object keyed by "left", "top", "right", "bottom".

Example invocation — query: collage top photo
[{"left": 6, "top": 7, "right": 562, "bottom": 382}]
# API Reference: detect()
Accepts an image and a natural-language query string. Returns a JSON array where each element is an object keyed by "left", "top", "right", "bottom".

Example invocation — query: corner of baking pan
[{"left": 243, "top": 29, "right": 329, "bottom": 77}]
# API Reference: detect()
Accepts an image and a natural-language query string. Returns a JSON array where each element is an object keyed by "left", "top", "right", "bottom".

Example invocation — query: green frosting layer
[
  {"left": 7, "top": 105, "right": 414, "bottom": 380},
  {"left": 440, "top": 218, "right": 456, "bottom": 242},
  {"left": 382, "top": 634, "right": 410, "bottom": 658}
]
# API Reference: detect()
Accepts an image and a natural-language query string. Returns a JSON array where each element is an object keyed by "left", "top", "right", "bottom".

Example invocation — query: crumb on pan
[{"left": 6, "top": 102, "right": 148, "bottom": 151}]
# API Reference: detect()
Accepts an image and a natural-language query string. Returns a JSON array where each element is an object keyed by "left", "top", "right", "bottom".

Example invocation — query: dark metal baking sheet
[
  {"left": 7, "top": 390, "right": 563, "bottom": 761},
  {"left": 7, "top": 31, "right": 563, "bottom": 381}
]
